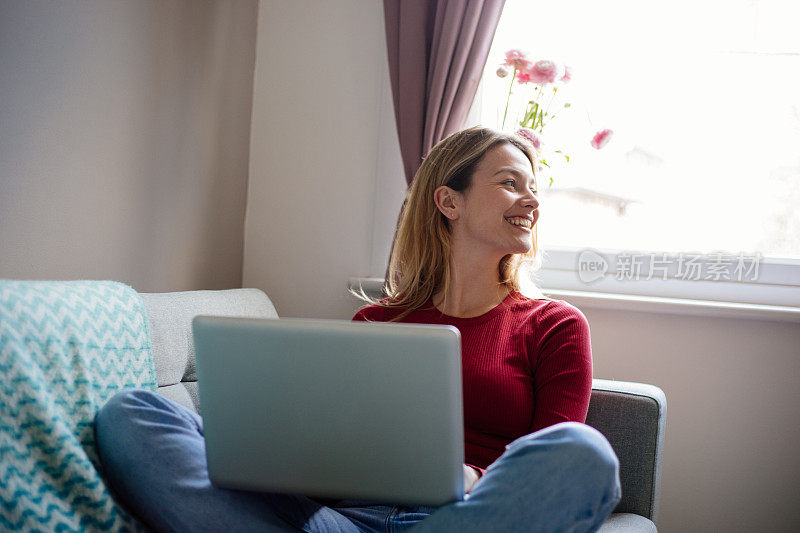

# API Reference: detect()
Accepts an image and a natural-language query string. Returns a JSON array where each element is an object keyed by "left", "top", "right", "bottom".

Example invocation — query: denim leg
[
  {"left": 94, "top": 389, "right": 361, "bottom": 533},
  {"left": 326, "top": 501, "right": 405, "bottom": 533},
  {"left": 384, "top": 504, "right": 438, "bottom": 532},
  {"left": 408, "top": 422, "right": 622, "bottom": 533}
]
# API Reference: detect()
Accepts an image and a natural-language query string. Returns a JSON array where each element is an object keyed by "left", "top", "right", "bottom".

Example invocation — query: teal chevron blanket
[{"left": 0, "top": 280, "right": 156, "bottom": 532}]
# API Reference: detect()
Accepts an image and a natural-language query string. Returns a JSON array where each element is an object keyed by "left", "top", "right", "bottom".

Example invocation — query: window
[{"left": 467, "top": 0, "right": 800, "bottom": 306}]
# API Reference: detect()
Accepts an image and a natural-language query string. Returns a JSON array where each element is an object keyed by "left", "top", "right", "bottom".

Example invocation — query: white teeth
[{"left": 505, "top": 217, "right": 531, "bottom": 228}]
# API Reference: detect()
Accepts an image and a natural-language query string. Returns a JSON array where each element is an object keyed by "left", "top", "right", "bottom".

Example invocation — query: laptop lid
[{"left": 192, "top": 315, "right": 465, "bottom": 506}]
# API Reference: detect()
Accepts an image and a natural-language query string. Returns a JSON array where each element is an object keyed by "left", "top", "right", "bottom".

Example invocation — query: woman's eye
[{"left": 503, "top": 179, "right": 536, "bottom": 194}]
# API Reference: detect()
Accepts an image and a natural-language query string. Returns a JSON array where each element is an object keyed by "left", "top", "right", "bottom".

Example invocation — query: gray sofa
[{"left": 141, "top": 288, "right": 666, "bottom": 532}]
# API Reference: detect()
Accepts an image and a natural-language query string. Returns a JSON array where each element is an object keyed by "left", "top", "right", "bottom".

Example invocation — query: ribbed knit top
[{"left": 351, "top": 290, "right": 593, "bottom": 475}]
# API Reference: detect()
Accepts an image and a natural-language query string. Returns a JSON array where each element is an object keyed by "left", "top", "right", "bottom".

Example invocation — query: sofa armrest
[{"left": 585, "top": 378, "right": 667, "bottom": 525}]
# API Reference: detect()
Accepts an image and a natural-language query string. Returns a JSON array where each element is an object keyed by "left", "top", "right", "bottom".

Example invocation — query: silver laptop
[{"left": 192, "top": 315, "right": 465, "bottom": 506}]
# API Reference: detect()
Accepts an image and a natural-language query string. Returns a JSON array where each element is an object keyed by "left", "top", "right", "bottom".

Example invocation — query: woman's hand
[{"left": 462, "top": 464, "right": 481, "bottom": 494}]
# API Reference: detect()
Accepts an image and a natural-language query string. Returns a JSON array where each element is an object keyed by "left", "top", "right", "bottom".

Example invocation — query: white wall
[
  {"left": 0, "top": 0, "right": 258, "bottom": 292},
  {"left": 243, "top": 0, "right": 405, "bottom": 319},
  {"left": 573, "top": 304, "right": 800, "bottom": 532}
]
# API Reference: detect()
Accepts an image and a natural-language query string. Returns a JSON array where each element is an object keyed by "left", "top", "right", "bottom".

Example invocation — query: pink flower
[
  {"left": 591, "top": 129, "right": 614, "bottom": 149},
  {"left": 517, "top": 127, "right": 542, "bottom": 150},
  {"left": 518, "top": 59, "right": 564, "bottom": 85},
  {"left": 560, "top": 65, "right": 572, "bottom": 83},
  {"left": 516, "top": 69, "right": 532, "bottom": 84},
  {"left": 504, "top": 49, "right": 530, "bottom": 71}
]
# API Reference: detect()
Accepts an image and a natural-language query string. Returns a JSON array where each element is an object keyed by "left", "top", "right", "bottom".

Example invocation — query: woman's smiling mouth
[{"left": 505, "top": 216, "right": 532, "bottom": 230}]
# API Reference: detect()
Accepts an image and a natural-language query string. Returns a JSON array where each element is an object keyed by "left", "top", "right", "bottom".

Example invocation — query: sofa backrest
[{"left": 140, "top": 288, "right": 278, "bottom": 413}]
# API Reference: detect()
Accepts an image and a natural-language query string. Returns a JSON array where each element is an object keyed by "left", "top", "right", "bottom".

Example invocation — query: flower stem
[
  {"left": 501, "top": 67, "right": 517, "bottom": 130},
  {"left": 544, "top": 86, "right": 558, "bottom": 125},
  {"left": 533, "top": 86, "right": 545, "bottom": 130},
  {"left": 546, "top": 86, "right": 557, "bottom": 110}
]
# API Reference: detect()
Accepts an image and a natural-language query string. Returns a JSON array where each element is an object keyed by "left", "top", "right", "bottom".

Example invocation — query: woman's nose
[{"left": 522, "top": 190, "right": 539, "bottom": 208}]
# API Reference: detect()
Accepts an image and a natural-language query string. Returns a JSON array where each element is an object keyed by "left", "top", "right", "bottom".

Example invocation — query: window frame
[{"left": 532, "top": 246, "right": 800, "bottom": 307}]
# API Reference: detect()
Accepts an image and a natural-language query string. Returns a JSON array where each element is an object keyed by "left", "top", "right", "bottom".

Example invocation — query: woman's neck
[
  {"left": 431, "top": 284, "right": 510, "bottom": 318},
  {"left": 431, "top": 244, "right": 511, "bottom": 318}
]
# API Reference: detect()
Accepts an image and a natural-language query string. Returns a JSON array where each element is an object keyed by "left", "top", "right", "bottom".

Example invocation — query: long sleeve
[{"left": 529, "top": 302, "right": 593, "bottom": 433}]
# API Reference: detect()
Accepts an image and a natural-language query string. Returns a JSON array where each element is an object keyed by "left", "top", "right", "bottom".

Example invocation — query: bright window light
[{"left": 472, "top": 0, "right": 800, "bottom": 261}]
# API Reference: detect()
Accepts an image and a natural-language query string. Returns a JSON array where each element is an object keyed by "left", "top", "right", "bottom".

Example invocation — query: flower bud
[
  {"left": 591, "top": 129, "right": 614, "bottom": 149},
  {"left": 496, "top": 66, "right": 510, "bottom": 78},
  {"left": 516, "top": 127, "right": 542, "bottom": 150}
]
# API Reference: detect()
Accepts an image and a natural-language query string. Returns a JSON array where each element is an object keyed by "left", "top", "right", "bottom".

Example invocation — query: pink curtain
[
  {"left": 383, "top": 0, "right": 506, "bottom": 185},
  {"left": 382, "top": 0, "right": 506, "bottom": 285}
]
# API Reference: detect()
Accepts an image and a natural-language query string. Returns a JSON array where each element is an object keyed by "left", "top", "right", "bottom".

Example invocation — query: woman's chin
[{"left": 507, "top": 242, "right": 533, "bottom": 255}]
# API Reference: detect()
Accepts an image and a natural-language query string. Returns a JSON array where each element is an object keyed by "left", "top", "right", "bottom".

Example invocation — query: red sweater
[{"left": 351, "top": 290, "right": 593, "bottom": 476}]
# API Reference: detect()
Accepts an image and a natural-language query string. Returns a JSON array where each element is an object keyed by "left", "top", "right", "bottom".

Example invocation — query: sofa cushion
[
  {"left": 597, "top": 512, "right": 657, "bottom": 532},
  {"left": 157, "top": 381, "right": 199, "bottom": 411},
  {"left": 140, "top": 288, "right": 278, "bottom": 412}
]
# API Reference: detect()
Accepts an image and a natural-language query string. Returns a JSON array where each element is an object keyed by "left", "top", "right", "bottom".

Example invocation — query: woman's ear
[{"left": 433, "top": 185, "right": 461, "bottom": 221}]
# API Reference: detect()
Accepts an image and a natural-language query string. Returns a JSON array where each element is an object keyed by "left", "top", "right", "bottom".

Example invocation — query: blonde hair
[{"left": 350, "top": 126, "right": 546, "bottom": 321}]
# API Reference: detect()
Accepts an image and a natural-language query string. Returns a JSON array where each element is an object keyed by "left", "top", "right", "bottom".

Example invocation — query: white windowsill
[
  {"left": 537, "top": 288, "right": 800, "bottom": 323},
  {"left": 348, "top": 277, "right": 800, "bottom": 324}
]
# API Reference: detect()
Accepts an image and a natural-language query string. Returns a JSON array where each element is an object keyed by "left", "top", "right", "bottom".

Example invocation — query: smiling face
[{"left": 436, "top": 142, "right": 540, "bottom": 257}]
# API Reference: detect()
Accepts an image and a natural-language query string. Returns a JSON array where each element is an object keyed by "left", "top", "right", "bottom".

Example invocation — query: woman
[{"left": 96, "top": 126, "right": 621, "bottom": 532}]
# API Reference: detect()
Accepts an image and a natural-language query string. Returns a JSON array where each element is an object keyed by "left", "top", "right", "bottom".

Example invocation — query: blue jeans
[{"left": 95, "top": 389, "right": 621, "bottom": 532}]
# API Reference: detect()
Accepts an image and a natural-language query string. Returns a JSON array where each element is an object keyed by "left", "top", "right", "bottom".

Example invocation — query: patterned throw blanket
[{"left": 0, "top": 280, "right": 157, "bottom": 532}]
